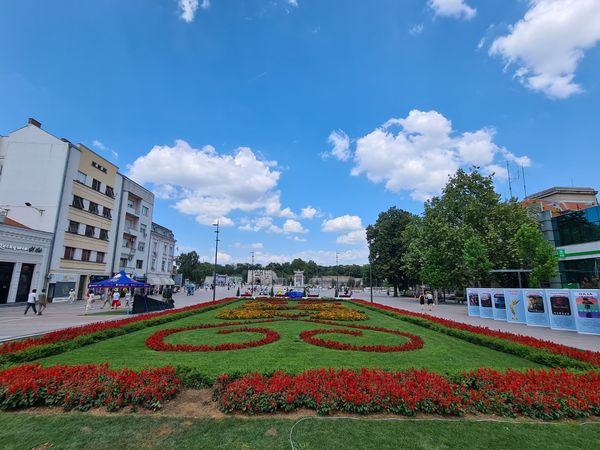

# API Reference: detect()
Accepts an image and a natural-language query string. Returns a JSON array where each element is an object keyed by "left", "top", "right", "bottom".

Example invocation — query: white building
[
  {"left": 247, "top": 269, "right": 279, "bottom": 285},
  {"left": 147, "top": 222, "right": 176, "bottom": 290},
  {"left": 111, "top": 175, "right": 154, "bottom": 281}
]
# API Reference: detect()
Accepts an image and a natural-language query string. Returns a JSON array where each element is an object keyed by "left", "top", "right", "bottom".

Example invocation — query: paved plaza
[{"left": 1, "top": 287, "right": 599, "bottom": 352}]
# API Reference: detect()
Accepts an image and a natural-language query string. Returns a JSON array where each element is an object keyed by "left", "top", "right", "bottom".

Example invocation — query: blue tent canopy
[{"left": 88, "top": 271, "right": 150, "bottom": 289}]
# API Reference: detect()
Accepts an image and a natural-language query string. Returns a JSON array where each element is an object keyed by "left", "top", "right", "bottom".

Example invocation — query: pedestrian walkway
[{"left": 1, "top": 288, "right": 599, "bottom": 352}]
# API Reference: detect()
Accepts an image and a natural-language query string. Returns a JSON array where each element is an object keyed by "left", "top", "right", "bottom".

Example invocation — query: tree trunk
[{"left": 393, "top": 284, "right": 398, "bottom": 297}]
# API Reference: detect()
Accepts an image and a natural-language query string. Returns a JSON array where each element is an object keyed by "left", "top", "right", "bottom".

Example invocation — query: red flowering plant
[
  {"left": 0, "top": 364, "right": 180, "bottom": 411},
  {"left": 353, "top": 300, "right": 600, "bottom": 369},
  {"left": 214, "top": 367, "right": 600, "bottom": 419}
]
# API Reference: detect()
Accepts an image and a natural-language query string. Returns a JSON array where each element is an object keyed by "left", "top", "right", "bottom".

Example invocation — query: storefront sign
[
  {"left": 0, "top": 242, "right": 43, "bottom": 253},
  {"left": 49, "top": 273, "right": 78, "bottom": 283}
]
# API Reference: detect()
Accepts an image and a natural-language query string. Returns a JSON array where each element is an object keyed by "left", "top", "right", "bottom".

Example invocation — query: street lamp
[
  {"left": 212, "top": 221, "right": 220, "bottom": 302},
  {"left": 336, "top": 251, "right": 339, "bottom": 298},
  {"left": 25, "top": 202, "right": 45, "bottom": 215},
  {"left": 250, "top": 251, "right": 255, "bottom": 299},
  {"left": 369, "top": 257, "right": 373, "bottom": 303}
]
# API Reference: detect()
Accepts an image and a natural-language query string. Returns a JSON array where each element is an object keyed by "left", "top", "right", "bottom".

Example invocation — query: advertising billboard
[
  {"left": 546, "top": 289, "right": 577, "bottom": 331},
  {"left": 466, "top": 288, "right": 480, "bottom": 316},
  {"left": 570, "top": 289, "right": 600, "bottom": 335},
  {"left": 524, "top": 289, "right": 550, "bottom": 327},
  {"left": 492, "top": 288, "right": 507, "bottom": 321},
  {"left": 504, "top": 289, "right": 526, "bottom": 324},
  {"left": 478, "top": 288, "right": 494, "bottom": 319}
]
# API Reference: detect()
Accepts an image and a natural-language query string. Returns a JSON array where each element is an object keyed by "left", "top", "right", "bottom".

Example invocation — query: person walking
[
  {"left": 100, "top": 290, "right": 110, "bottom": 309},
  {"left": 111, "top": 290, "right": 120, "bottom": 309},
  {"left": 68, "top": 288, "right": 76, "bottom": 304},
  {"left": 36, "top": 289, "right": 48, "bottom": 315},
  {"left": 24, "top": 289, "right": 38, "bottom": 315},
  {"left": 85, "top": 290, "right": 95, "bottom": 314},
  {"left": 426, "top": 291, "right": 434, "bottom": 311},
  {"left": 418, "top": 293, "right": 425, "bottom": 311}
]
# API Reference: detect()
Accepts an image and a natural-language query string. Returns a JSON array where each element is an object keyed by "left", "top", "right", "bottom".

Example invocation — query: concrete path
[{"left": 1, "top": 287, "right": 599, "bottom": 352}]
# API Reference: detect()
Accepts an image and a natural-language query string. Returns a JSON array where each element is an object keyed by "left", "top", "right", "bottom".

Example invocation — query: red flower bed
[
  {"left": 0, "top": 297, "right": 236, "bottom": 356},
  {"left": 0, "top": 364, "right": 180, "bottom": 411},
  {"left": 300, "top": 327, "right": 423, "bottom": 352},
  {"left": 214, "top": 367, "right": 600, "bottom": 419},
  {"left": 353, "top": 299, "right": 600, "bottom": 367},
  {"left": 145, "top": 321, "right": 280, "bottom": 352}
]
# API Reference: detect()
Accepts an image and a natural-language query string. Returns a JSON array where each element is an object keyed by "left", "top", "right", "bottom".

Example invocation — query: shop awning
[
  {"left": 147, "top": 276, "right": 162, "bottom": 286},
  {"left": 161, "top": 277, "right": 175, "bottom": 285}
]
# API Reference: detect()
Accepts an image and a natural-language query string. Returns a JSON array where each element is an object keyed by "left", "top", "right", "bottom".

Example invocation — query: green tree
[
  {"left": 176, "top": 251, "right": 200, "bottom": 281},
  {"left": 462, "top": 235, "right": 492, "bottom": 287},
  {"left": 366, "top": 207, "right": 415, "bottom": 296},
  {"left": 512, "top": 223, "right": 558, "bottom": 287}
]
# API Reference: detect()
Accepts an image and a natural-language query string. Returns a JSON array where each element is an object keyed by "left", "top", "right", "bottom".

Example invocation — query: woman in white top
[{"left": 24, "top": 289, "right": 38, "bottom": 315}]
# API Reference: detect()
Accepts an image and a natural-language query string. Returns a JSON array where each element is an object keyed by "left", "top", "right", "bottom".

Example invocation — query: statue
[{"left": 509, "top": 298, "right": 520, "bottom": 321}]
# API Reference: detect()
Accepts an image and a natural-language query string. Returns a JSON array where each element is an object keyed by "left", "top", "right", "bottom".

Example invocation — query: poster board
[
  {"left": 492, "top": 288, "right": 507, "bottom": 321},
  {"left": 570, "top": 289, "right": 600, "bottom": 335},
  {"left": 524, "top": 289, "right": 550, "bottom": 327},
  {"left": 466, "top": 288, "right": 480, "bottom": 316},
  {"left": 546, "top": 289, "right": 577, "bottom": 331},
  {"left": 478, "top": 288, "right": 494, "bottom": 319},
  {"left": 504, "top": 289, "right": 526, "bottom": 324}
]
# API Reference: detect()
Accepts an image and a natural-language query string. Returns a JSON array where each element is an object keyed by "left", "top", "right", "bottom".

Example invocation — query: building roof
[
  {"left": 1, "top": 217, "right": 30, "bottom": 229},
  {"left": 526, "top": 186, "right": 598, "bottom": 200}
]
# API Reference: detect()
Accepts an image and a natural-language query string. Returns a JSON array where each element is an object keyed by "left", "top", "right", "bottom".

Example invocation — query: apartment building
[
  {"left": 147, "top": 222, "right": 176, "bottom": 290},
  {"left": 111, "top": 175, "right": 154, "bottom": 280}
]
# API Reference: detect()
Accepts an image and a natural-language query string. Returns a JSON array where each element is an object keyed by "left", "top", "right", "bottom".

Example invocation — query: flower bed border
[
  {"left": 300, "top": 327, "right": 423, "bottom": 352},
  {"left": 352, "top": 300, "right": 600, "bottom": 369},
  {"left": 0, "top": 297, "right": 240, "bottom": 366}
]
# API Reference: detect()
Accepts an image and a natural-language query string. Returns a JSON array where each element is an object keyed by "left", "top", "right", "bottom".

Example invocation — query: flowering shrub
[
  {"left": 297, "top": 302, "right": 340, "bottom": 311},
  {"left": 309, "top": 308, "right": 368, "bottom": 321},
  {"left": 354, "top": 300, "right": 600, "bottom": 368},
  {"left": 300, "top": 327, "right": 423, "bottom": 352},
  {"left": 214, "top": 367, "right": 600, "bottom": 419},
  {"left": 0, "top": 364, "right": 179, "bottom": 411},
  {"left": 216, "top": 309, "right": 276, "bottom": 319},
  {"left": 0, "top": 297, "right": 236, "bottom": 360},
  {"left": 242, "top": 301, "right": 290, "bottom": 310},
  {"left": 146, "top": 322, "right": 280, "bottom": 352}
]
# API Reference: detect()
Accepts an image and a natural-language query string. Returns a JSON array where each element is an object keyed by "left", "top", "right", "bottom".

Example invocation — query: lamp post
[
  {"left": 336, "top": 251, "right": 339, "bottom": 298},
  {"left": 369, "top": 258, "right": 373, "bottom": 303},
  {"left": 250, "top": 251, "right": 255, "bottom": 299},
  {"left": 212, "top": 221, "right": 220, "bottom": 302}
]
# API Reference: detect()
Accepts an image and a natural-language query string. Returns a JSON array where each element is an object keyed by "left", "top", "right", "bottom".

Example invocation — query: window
[
  {"left": 85, "top": 225, "right": 95, "bottom": 237},
  {"left": 99, "top": 229, "right": 109, "bottom": 240},
  {"left": 136, "top": 259, "right": 143, "bottom": 269},
  {"left": 127, "top": 199, "right": 135, "bottom": 209},
  {"left": 68, "top": 221, "right": 79, "bottom": 234},
  {"left": 163, "top": 244, "right": 167, "bottom": 253},
  {"left": 170, "top": 245, "right": 173, "bottom": 255},
  {"left": 140, "top": 223, "right": 147, "bottom": 236},
  {"left": 142, "top": 206, "right": 149, "bottom": 216},
  {"left": 88, "top": 202, "right": 99, "bottom": 214},
  {"left": 92, "top": 179, "right": 101, "bottom": 192},
  {"left": 102, "top": 207, "right": 112, "bottom": 219},
  {"left": 96, "top": 252, "right": 105, "bottom": 263},
  {"left": 161, "top": 260, "right": 166, "bottom": 271},
  {"left": 81, "top": 249, "right": 91, "bottom": 261},
  {"left": 77, "top": 171, "right": 87, "bottom": 184},
  {"left": 120, "top": 258, "right": 128, "bottom": 268},
  {"left": 151, "top": 258, "right": 156, "bottom": 270},
  {"left": 64, "top": 246, "right": 75, "bottom": 260},
  {"left": 138, "top": 241, "right": 145, "bottom": 252},
  {"left": 92, "top": 161, "right": 107, "bottom": 173},
  {"left": 105, "top": 185, "right": 114, "bottom": 198},
  {"left": 72, "top": 195, "right": 85, "bottom": 209}
]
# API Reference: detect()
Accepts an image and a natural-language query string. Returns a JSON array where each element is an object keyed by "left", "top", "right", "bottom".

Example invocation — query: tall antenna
[
  {"left": 521, "top": 165, "right": 528, "bottom": 198},
  {"left": 506, "top": 160, "right": 513, "bottom": 199}
]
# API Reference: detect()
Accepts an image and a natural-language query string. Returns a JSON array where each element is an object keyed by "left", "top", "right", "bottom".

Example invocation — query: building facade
[
  {"left": 111, "top": 175, "right": 154, "bottom": 281},
  {"left": 247, "top": 269, "right": 279, "bottom": 285},
  {"left": 0, "top": 217, "right": 52, "bottom": 304},
  {"left": 147, "top": 222, "right": 176, "bottom": 289}
]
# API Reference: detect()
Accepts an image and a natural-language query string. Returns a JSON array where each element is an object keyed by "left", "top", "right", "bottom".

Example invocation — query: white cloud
[
  {"left": 127, "top": 140, "right": 287, "bottom": 226},
  {"left": 288, "top": 0, "right": 299, "bottom": 7},
  {"left": 283, "top": 219, "right": 307, "bottom": 234},
  {"left": 428, "top": 0, "right": 476, "bottom": 20},
  {"left": 178, "top": 0, "right": 209, "bottom": 23},
  {"left": 290, "top": 236, "right": 307, "bottom": 242},
  {"left": 280, "top": 207, "right": 296, "bottom": 218},
  {"left": 489, "top": 0, "right": 600, "bottom": 99},
  {"left": 252, "top": 249, "right": 368, "bottom": 265},
  {"left": 217, "top": 251, "right": 232, "bottom": 264},
  {"left": 333, "top": 110, "right": 530, "bottom": 201},
  {"left": 300, "top": 206, "right": 317, "bottom": 219},
  {"left": 409, "top": 24, "right": 424, "bottom": 35},
  {"left": 326, "top": 130, "right": 351, "bottom": 161},
  {"left": 336, "top": 229, "right": 367, "bottom": 246},
  {"left": 322, "top": 215, "right": 363, "bottom": 232},
  {"left": 92, "top": 139, "right": 118, "bottom": 159},
  {"left": 239, "top": 216, "right": 283, "bottom": 234}
]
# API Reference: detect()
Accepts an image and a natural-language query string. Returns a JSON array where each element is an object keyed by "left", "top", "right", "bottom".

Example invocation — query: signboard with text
[
  {"left": 570, "top": 289, "right": 600, "bottom": 335},
  {"left": 492, "top": 288, "right": 507, "bottom": 321},
  {"left": 478, "top": 288, "right": 494, "bottom": 319},
  {"left": 466, "top": 288, "right": 479, "bottom": 316},
  {"left": 524, "top": 289, "right": 550, "bottom": 327},
  {"left": 546, "top": 289, "right": 577, "bottom": 331}
]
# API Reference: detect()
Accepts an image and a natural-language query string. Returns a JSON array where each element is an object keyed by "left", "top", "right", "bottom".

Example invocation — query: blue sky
[{"left": 1, "top": 0, "right": 599, "bottom": 265}]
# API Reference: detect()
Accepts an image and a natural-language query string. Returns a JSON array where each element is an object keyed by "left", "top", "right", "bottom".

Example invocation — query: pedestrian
[
  {"left": 111, "top": 290, "right": 120, "bottom": 309},
  {"left": 24, "top": 289, "right": 38, "bottom": 315},
  {"left": 125, "top": 289, "right": 131, "bottom": 307},
  {"left": 100, "top": 290, "right": 110, "bottom": 309},
  {"left": 426, "top": 291, "right": 434, "bottom": 311},
  {"left": 68, "top": 288, "right": 76, "bottom": 304},
  {"left": 419, "top": 293, "right": 425, "bottom": 310},
  {"left": 85, "top": 290, "right": 95, "bottom": 314},
  {"left": 36, "top": 289, "right": 48, "bottom": 315}
]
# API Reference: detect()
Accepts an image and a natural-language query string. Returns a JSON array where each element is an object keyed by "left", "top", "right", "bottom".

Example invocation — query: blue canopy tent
[{"left": 88, "top": 271, "right": 150, "bottom": 289}]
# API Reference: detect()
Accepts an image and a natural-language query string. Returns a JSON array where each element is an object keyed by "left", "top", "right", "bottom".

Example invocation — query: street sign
[{"left": 557, "top": 248, "right": 566, "bottom": 258}]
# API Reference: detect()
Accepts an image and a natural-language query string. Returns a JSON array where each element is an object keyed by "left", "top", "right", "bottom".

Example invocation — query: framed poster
[
  {"left": 570, "top": 289, "right": 600, "bottom": 335},
  {"left": 524, "top": 289, "right": 550, "bottom": 327},
  {"left": 546, "top": 289, "right": 576, "bottom": 331},
  {"left": 504, "top": 289, "right": 526, "bottom": 324},
  {"left": 466, "top": 288, "right": 480, "bottom": 316},
  {"left": 478, "top": 288, "right": 494, "bottom": 319},
  {"left": 492, "top": 288, "right": 507, "bottom": 321}
]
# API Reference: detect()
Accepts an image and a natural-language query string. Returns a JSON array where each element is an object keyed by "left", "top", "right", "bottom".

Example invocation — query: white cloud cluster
[
  {"left": 178, "top": 0, "right": 209, "bottom": 23},
  {"left": 288, "top": 0, "right": 299, "bottom": 7},
  {"left": 128, "top": 140, "right": 292, "bottom": 226},
  {"left": 326, "top": 130, "right": 351, "bottom": 161},
  {"left": 489, "top": 0, "right": 600, "bottom": 99},
  {"left": 92, "top": 139, "right": 119, "bottom": 159},
  {"left": 300, "top": 206, "right": 317, "bottom": 219},
  {"left": 283, "top": 219, "right": 307, "bottom": 234},
  {"left": 252, "top": 249, "right": 368, "bottom": 265},
  {"left": 428, "top": 0, "right": 476, "bottom": 20},
  {"left": 322, "top": 215, "right": 366, "bottom": 247},
  {"left": 239, "top": 216, "right": 307, "bottom": 235},
  {"left": 329, "top": 110, "right": 530, "bottom": 201}
]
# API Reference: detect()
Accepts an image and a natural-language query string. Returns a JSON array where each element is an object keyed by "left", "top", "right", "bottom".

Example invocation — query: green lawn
[
  {"left": 37, "top": 300, "right": 543, "bottom": 375},
  {"left": 0, "top": 413, "right": 596, "bottom": 450}
]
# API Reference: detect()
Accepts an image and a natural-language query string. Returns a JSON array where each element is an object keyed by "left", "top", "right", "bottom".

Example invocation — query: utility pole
[
  {"left": 251, "top": 251, "right": 255, "bottom": 299},
  {"left": 212, "top": 221, "right": 220, "bottom": 302},
  {"left": 506, "top": 160, "right": 513, "bottom": 199},
  {"left": 369, "top": 257, "right": 373, "bottom": 303},
  {"left": 336, "top": 251, "right": 339, "bottom": 298}
]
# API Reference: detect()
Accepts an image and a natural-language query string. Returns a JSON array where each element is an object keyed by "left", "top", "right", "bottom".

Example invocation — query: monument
[{"left": 293, "top": 270, "right": 304, "bottom": 287}]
